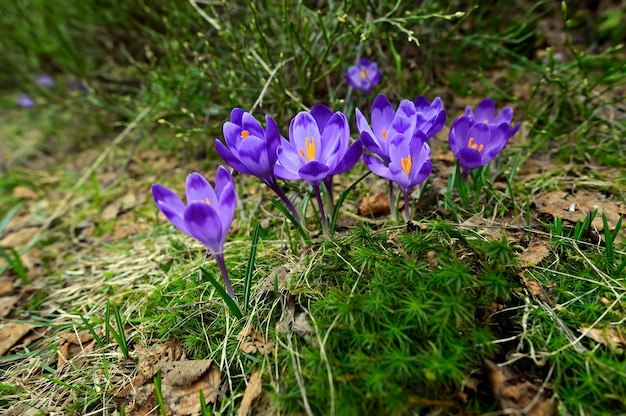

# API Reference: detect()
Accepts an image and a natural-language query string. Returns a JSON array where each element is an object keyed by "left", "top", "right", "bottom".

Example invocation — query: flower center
[
  {"left": 240, "top": 130, "right": 249, "bottom": 139},
  {"left": 467, "top": 137, "right": 484, "bottom": 152},
  {"left": 298, "top": 136, "right": 316, "bottom": 161},
  {"left": 360, "top": 69, "right": 367, "bottom": 79},
  {"left": 381, "top": 129, "right": 387, "bottom": 141},
  {"left": 401, "top": 154, "right": 412, "bottom": 174},
  {"left": 483, "top": 119, "right": 488, "bottom": 124}
]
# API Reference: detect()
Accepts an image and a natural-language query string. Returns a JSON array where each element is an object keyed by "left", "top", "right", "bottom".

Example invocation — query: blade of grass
[
  {"left": 271, "top": 199, "right": 311, "bottom": 245},
  {"left": 154, "top": 369, "right": 167, "bottom": 416},
  {"left": 244, "top": 222, "right": 261, "bottom": 311},
  {"left": 200, "top": 267, "right": 243, "bottom": 319},
  {"left": 330, "top": 171, "right": 370, "bottom": 232}
]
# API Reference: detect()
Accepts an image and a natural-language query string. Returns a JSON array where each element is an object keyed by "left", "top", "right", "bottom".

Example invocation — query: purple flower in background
[
  {"left": 450, "top": 98, "right": 520, "bottom": 178},
  {"left": 276, "top": 108, "right": 362, "bottom": 232},
  {"left": 414, "top": 96, "right": 447, "bottom": 139},
  {"left": 345, "top": 58, "right": 381, "bottom": 95},
  {"left": 16, "top": 94, "right": 35, "bottom": 108},
  {"left": 216, "top": 108, "right": 301, "bottom": 224},
  {"left": 35, "top": 74, "right": 54, "bottom": 87},
  {"left": 364, "top": 132, "right": 432, "bottom": 220},
  {"left": 449, "top": 117, "right": 511, "bottom": 178},
  {"left": 66, "top": 79, "right": 87, "bottom": 91},
  {"left": 151, "top": 167, "right": 237, "bottom": 298}
]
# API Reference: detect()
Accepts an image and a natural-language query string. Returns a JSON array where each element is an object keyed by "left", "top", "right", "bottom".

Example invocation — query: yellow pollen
[
  {"left": 360, "top": 69, "right": 367, "bottom": 79},
  {"left": 401, "top": 154, "right": 412, "bottom": 174},
  {"left": 240, "top": 130, "right": 249, "bottom": 139},
  {"left": 299, "top": 136, "right": 316, "bottom": 161},
  {"left": 205, "top": 197, "right": 210, "bottom": 206},
  {"left": 382, "top": 129, "right": 387, "bottom": 141},
  {"left": 467, "top": 137, "right": 484, "bottom": 152},
  {"left": 483, "top": 119, "right": 488, "bottom": 124}
]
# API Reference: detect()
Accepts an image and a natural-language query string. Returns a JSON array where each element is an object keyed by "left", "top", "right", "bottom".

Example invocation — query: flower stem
[
  {"left": 214, "top": 252, "right": 235, "bottom": 299},
  {"left": 323, "top": 176, "right": 335, "bottom": 219},
  {"left": 404, "top": 190, "right": 411, "bottom": 221},
  {"left": 267, "top": 179, "right": 302, "bottom": 225},
  {"left": 313, "top": 183, "right": 329, "bottom": 235},
  {"left": 389, "top": 180, "right": 398, "bottom": 223}
]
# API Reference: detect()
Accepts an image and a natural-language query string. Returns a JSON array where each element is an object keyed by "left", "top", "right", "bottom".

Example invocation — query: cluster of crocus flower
[
  {"left": 449, "top": 98, "right": 521, "bottom": 179},
  {"left": 151, "top": 90, "right": 519, "bottom": 299}
]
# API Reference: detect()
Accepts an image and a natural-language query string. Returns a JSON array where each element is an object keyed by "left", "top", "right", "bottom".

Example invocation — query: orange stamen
[
  {"left": 467, "top": 137, "right": 484, "bottom": 152},
  {"left": 240, "top": 130, "right": 249, "bottom": 139},
  {"left": 299, "top": 136, "right": 316, "bottom": 161},
  {"left": 205, "top": 197, "right": 210, "bottom": 206},
  {"left": 360, "top": 69, "right": 367, "bottom": 79},
  {"left": 401, "top": 154, "right": 412, "bottom": 174},
  {"left": 382, "top": 129, "right": 387, "bottom": 141}
]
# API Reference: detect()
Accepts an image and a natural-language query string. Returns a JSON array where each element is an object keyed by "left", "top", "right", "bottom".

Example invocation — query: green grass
[{"left": 1, "top": 0, "right": 626, "bottom": 415}]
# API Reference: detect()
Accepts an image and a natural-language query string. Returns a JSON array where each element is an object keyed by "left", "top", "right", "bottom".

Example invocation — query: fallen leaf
[
  {"left": 13, "top": 186, "right": 37, "bottom": 200},
  {"left": 0, "top": 279, "right": 15, "bottom": 296},
  {"left": 460, "top": 210, "right": 504, "bottom": 240},
  {"left": 484, "top": 358, "right": 556, "bottom": 416},
  {"left": 0, "top": 228, "right": 39, "bottom": 249},
  {"left": 520, "top": 273, "right": 554, "bottom": 305},
  {"left": 0, "top": 322, "right": 31, "bottom": 355},
  {"left": 579, "top": 327, "right": 626, "bottom": 348},
  {"left": 518, "top": 239, "right": 552, "bottom": 267},
  {"left": 276, "top": 293, "right": 316, "bottom": 346},
  {"left": 237, "top": 325, "right": 275, "bottom": 355},
  {"left": 238, "top": 372, "right": 263, "bottom": 416},
  {"left": 358, "top": 193, "right": 390, "bottom": 217},
  {"left": 255, "top": 265, "right": 292, "bottom": 297},
  {"left": 0, "top": 295, "right": 19, "bottom": 318},
  {"left": 57, "top": 331, "right": 96, "bottom": 371},
  {"left": 534, "top": 191, "right": 626, "bottom": 232},
  {"left": 161, "top": 360, "right": 221, "bottom": 415},
  {"left": 101, "top": 201, "right": 121, "bottom": 221}
]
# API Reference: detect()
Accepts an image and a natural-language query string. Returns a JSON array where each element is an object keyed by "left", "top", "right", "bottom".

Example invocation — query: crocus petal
[
  {"left": 319, "top": 112, "right": 348, "bottom": 165},
  {"left": 151, "top": 184, "right": 189, "bottom": 235},
  {"left": 371, "top": 94, "right": 394, "bottom": 142},
  {"left": 355, "top": 108, "right": 375, "bottom": 138},
  {"left": 264, "top": 115, "right": 281, "bottom": 163},
  {"left": 330, "top": 140, "right": 363, "bottom": 175},
  {"left": 216, "top": 139, "right": 255, "bottom": 175},
  {"left": 230, "top": 108, "right": 245, "bottom": 125},
  {"left": 290, "top": 112, "right": 322, "bottom": 161},
  {"left": 223, "top": 121, "right": 244, "bottom": 149},
  {"left": 186, "top": 173, "right": 217, "bottom": 205},
  {"left": 276, "top": 144, "right": 305, "bottom": 177},
  {"left": 456, "top": 148, "right": 484, "bottom": 169},
  {"left": 298, "top": 161, "right": 330, "bottom": 183},
  {"left": 311, "top": 104, "right": 334, "bottom": 133},
  {"left": 387, "top": 162, "right": 410, "bottom": 190},
  {"left": 493, "top": 107, "right": 513, "bottom": 125},
  {"left": 363, "top": 153, "right": 394, "bottom": 182},
  {"left": 215, "top": 166, "right": 235, "bottom": 202},
  {"left": 238, "top": 136, "right": 271, "bottom": 177},
  {"left": 510, "top": 122, "right": 521, "bottom": 138},
  {"left": 360, "top": 131, "right": 384, "bottom": 159},
  {"left": 274, "top": 163, "right": 302, "bottom": 181},
  {"left": 241, "top": 112, "right": 265, "bottom": 138},
  {"left": 216, "top": 182, "right": 236, "bottom": 236},
  {"left": 473, "top": 98, "right": 496, "bottom": 123},
  {"left": 448, "top": 116, "right": 471, "bottom": 155},
  {"left": 183, "top": 202, "right": 225, "bottom": 254}
]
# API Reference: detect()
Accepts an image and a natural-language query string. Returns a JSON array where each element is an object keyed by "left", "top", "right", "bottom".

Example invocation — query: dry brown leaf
[
  {"left": 534, "top": 191, "right": 626, "bottom": 232},
  {"left": 0, "top": 295, "right": 19, "bottom": 318},
  {"left": 460, "top": 210, "right": 504, "bottom": 241},
  {"left": 0, "top": 322, "right": 31, "bottom": 355},
  {"left": 520, "top": 274, "right": 554, "bottom": 305},
  {"left": 276, "top": 293, "right": 316, "bottom": 346},
  {"left": 0, "top": 228, "right": 39, "bottom": 249},
  {"left": 161, "top": 360, "right": 221, "bottom": 415},
  {"left": 57, "top": 331, "right": 96, "bottom": 371},
  {"left": 237, "top": 325, "right": 275, "bottom": 355},
  {"left": 238, "top": 371, "right": 263, "bottom": 416},
  {"left": 101, "top": 201, "right": 121, "bottom": 221},
  {"left": 484, "top": 358, "right": 556, "bottom": 416},
  {"left": 255, "top": 265, "right": 291, "bottom": 297},
  {"left": 0, "top": 279, "right": 15, "bottom": 296},
  {"left": 13, "top": 186, "right": 37, "bottom": 200},
  {"left": 357, "top": 193, "right": 390, "bottom": 217},
  {"left": 518, "top": 239, "right": 552, "bottom": 267},
  {"left": 579, "top": 327, "right": 626, "bottom": 348}
]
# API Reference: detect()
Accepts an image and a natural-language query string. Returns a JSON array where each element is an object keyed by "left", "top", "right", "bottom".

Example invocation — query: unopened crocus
[
  {"left": 16, "top": 94, "right": 34, "bottom": 108},
  {"left": 216, "top": 108, "right": 301, "bottom": 224},
  {"left": 151, "top": 166, "right": 237, "bottom": 298},
  {"left": 450, "top": 98, "right": 520, "bottom": 178},
  {"left": 345, "top": 58, "right": 381, "bottom": 95},
  {"left": 414, "top": 96, "right": 447, "bottom": 139},
  {"left": 276, "top": 108, "right": 362, "bottom": 233},
  {"left": 364, "top": 132, "right": 432, "bottom": 221}
]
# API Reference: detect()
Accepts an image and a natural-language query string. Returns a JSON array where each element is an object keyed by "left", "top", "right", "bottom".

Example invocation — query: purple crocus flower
[
  {"left": 216, "top": 108, "right": 301, "bottom": 224},
  {"left": 276, "top": 108, "right": 362, "bottom": 233},
  {"left": 448, "top": 117, "right": 511, "bottom": 178},
  {"left": 16, "top": 94, "right": 35, "bottom": 108},
  {"left": 151, "top": 166, "right": 237, "bottom": 298},
  {"left": 345, "top": 58, "right": 381, "bottom": 95},
  {"left": 450, "top": 98, "right": 520, "bottom": 178},
  {"left": 35, "top": 74, "right": 54, "bottom": 87},
  {"left": 414, "top": 96, "right": 447, "bottom": 139},
  {"left": 364, "top": 132, "right": 432, "bottom": 221}
]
